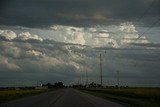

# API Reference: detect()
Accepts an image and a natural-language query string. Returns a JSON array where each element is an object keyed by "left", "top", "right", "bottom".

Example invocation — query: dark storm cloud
[{"left": 0, "top": 0, "right": 160, "bottom": 27}]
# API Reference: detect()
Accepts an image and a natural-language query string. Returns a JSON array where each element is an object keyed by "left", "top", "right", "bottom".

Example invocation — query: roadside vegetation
[
  {"left": 0, "top": 81, "right": 65, "bottom": 104},
  {"left": 0, "top": 88, "right": 48, "bottom": 103},
  {"left": 79, "top": 87, "right": 160, "bottom": 107}
]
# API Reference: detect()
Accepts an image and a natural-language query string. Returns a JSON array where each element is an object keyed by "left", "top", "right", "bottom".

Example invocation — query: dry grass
[
  {"left": 0, "top": 89, "right": 48, "bottom": 103},
  {"left": 80, "top": 88, "right": 160, "bottom": 107}
]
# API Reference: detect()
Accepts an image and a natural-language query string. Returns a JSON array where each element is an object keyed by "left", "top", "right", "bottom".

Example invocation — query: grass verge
[
  {"left": 79, "top": 88, "right": 160, "bottom": 107},
  {"left": 0, "top": 88, "right": 49, "bottom": 103}
]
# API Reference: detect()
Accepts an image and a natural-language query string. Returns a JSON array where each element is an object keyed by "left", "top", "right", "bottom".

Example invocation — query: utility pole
[
  {"left": 117, "top": 70, "right": 120, "bottom": 89},
  {"left": 37, "top": 81, "right": 38, "bottom": 87},
  {"left": 80, "top": 75, "right": 82, "bottom": 85},
  {"left": 86, "top": 70, "right": 88, "bottom": 86},
  {"left": 100, "top": 53, "right": 103, "bottom": 86}
]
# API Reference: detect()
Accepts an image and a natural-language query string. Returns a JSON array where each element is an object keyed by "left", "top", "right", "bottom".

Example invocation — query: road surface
[{"left": 0, "top": 88, "right": 125, "bottom": 107}]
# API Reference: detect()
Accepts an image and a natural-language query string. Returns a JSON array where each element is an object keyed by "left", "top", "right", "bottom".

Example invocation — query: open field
[
  {"left": 79, "top": 87, "right": 160, "bottom": 107},
  {"left": 0, "top": 88, "right": 48, "bottom": 103}
]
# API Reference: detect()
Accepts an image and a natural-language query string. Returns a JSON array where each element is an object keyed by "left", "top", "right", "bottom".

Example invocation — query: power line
[
  {"left": 136, "top": 0, "right": 155, "bottom": 23},
  {"left": 135, "top": 0, "right": 160, "bottom": 42},
  {"left": 137, "top": 18, "right": 160, "bottom": 40}
]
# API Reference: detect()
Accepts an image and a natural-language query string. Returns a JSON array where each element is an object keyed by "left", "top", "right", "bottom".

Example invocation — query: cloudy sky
[{"left": 0, "top": 0, "right": 160, "bottom": 87}]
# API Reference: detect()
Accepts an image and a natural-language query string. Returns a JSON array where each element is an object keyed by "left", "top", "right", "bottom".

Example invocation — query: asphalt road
[{"left": 0, "top": 88, "right": 125, "bottom": 107}]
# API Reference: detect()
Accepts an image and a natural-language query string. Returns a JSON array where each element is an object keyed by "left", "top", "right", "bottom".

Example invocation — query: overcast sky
[
  {"left": 0, "top": 0, "right": 160, "bottom": 87},
  {"left": 0, "top": 0, "right": 160, "bottom": 27}
]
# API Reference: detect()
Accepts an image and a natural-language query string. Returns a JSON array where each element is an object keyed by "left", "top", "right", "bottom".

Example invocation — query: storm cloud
[
  {"left": 0, "top": 0, "right": 160, "bottom": 27},
  {"left": 0, "top": 27, "right": 160, "bottom": 87}
]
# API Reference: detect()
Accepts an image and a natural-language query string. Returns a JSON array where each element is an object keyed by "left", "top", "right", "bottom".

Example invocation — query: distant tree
[
  {"left": 41, "top": 82, "right": 65, "bottom": 88},
  {"left": 72, "top": 84, "right": 85, "bottom": 88},
  {"left": 42, "top": 84, "right": 46, "bottom": 87},
  {"left": 89, "top": 82, "right": 97, "bottom": 87},
  {"left": 54, "top": 82, "right": 64, "bottom": 88},
  {"left": 46, "top": 83, "right": 54, "bottom": 88}
]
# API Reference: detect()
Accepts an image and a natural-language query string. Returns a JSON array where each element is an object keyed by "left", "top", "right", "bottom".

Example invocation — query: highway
[{"left": 0, "top": 88, "right": 125, "bottom": 107}]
